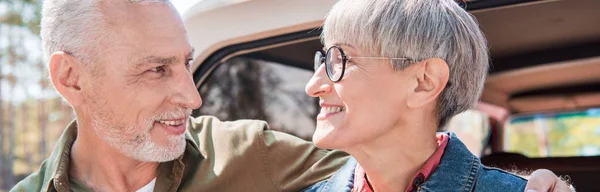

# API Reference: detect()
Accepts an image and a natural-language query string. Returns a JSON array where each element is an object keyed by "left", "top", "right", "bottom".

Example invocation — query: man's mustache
[{"left": 153, "top": 108, "right": 192, "bottom": 121}]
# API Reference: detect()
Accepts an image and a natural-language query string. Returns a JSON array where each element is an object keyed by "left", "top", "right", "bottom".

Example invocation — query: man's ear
[
  {"left": 48, "top": 52, "right": 84, "bottom": 107},
  {"left": 406, "top": 58, "right": 449, "bottom": 109}
]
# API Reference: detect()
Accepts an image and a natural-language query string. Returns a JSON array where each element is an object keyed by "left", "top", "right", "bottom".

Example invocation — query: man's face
[{"left": 81, "top": 2, "right": 201, "bottom": 162}]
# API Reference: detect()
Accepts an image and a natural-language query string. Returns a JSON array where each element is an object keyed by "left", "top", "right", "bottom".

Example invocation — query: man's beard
[{"left": 91, "top": 107, "right": 191, "bottom": 162}]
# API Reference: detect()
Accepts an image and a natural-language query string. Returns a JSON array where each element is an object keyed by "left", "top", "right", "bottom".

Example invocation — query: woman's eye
[
  {"left": 345, "top": 57, "right": 356, "bottom": 64},
  {"left": 149, "top": 66, "right": 165, "bottom": 73}
]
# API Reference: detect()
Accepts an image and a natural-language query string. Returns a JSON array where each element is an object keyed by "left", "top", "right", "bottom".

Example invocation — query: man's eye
[
  {"left": 185, "top": 59, "right": 193, "bottom": 68},
  {"left": 149, "top": 66, "right": 166, "bottom": 73}
]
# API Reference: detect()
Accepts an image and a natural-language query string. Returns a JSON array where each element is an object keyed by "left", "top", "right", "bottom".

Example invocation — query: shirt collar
[
  {"left": 405, "top": 133, "right": 448, "bottom": 192},
  {"left": 416, "top": 132, "right": 483, "bottom": 191},
  {"left": 43, "top": 119, "right": 202, "bottom": 192}
]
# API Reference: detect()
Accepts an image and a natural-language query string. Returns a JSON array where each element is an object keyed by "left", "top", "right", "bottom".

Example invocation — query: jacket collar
[
  {"left": 312, "top": 132, "right": 479, "bottom": 192},
  {"left": 417, "top": 132, "right": 480, "bottom": 192},
  {"left": 313, "top": 157, "right": 357, "bottom": 192}
]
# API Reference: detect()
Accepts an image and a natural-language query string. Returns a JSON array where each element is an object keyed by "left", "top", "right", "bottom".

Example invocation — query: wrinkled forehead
[
  {"left": 99, "top": 2, "right": 191, "bottom": 63},
  {"left": 102, "top": 1, "right": 184, "bottom": 37}
]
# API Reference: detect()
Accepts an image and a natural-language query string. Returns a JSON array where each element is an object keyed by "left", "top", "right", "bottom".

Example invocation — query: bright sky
[{"left": 172, "top": 0, "right": 203, "bottom": 15}]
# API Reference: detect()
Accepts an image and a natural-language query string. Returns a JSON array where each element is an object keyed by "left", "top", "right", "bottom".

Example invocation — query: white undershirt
[{"left": 135, "top": 178, "right": 157, "bottom": 192}]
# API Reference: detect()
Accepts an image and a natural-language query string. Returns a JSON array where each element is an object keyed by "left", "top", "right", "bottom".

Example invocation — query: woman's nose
[{"left": 305, "top": 64, "right": 333, "bottom": 98}]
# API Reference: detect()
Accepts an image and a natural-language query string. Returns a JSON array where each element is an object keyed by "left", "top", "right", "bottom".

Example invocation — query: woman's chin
[
  {"left": 312, "top": 128, "right": 345, "bottom": 149},
  {"left": 312, "top": 136, "right": 329, "bottom": 149}
]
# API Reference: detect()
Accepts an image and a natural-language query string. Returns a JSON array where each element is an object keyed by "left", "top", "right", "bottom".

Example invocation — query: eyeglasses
[{"left": 314, "top": 46, "right": 415, "bottom": 82}]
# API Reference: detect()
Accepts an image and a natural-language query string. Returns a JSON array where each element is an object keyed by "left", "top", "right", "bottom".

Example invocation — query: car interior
[{"left": 193, "top": 0, "right": 600, "bottom": 190}]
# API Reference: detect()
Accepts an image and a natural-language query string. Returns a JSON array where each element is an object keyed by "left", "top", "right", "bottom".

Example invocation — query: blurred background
[
  {"left": 1, "top": 0, "right": 66, "bottom": 189},
  {"left": 0, "top": 0, "right": 204, "bottom": 189}
]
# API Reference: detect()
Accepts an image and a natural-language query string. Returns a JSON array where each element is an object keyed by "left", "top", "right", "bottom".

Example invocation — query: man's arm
[
  {"left": 257, "top": 129, "right": 349, "bottom": 191},
  {"left": 10, "top": 162, "right": 47, "bottom": 192}
]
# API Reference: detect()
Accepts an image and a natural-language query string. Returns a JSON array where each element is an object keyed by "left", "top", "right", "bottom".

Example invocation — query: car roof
[
  {"left": 184, "top": 0, "right": 337, "bottom": 72},
  {"left": 185, "top": 0, "right": 599, "bottom": 68}
]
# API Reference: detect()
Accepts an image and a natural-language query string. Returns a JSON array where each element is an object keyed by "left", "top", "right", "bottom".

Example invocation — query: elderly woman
[{"left": 303, "top": 0, "right": 533, "bottom": 191}]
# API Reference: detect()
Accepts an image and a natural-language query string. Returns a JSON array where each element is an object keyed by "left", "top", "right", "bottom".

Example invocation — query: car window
[
  {"left": 446, "top": 110, "right": 491, "bottom": 157},
  {"left": 195, "top": 55, "right": 495, "bottom": 147},
  {"left": 504, "top": 108, "right": 600, "bottom": 157},
  {"left": 194, "top": 56, "right": 318, "bottom": 140}
]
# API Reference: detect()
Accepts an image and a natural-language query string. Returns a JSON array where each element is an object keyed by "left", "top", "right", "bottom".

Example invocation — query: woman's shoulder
[
  {"left": 422, "top": 132, "right": 527, "bottom": 191},
  {"left": 474, "top": 165, "right": 528, "bottom": 191}
]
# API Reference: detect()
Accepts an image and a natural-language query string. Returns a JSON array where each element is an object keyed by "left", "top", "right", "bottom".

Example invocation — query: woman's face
[{"left": 305, "top": 42, "right": 414, "bottom": 149}]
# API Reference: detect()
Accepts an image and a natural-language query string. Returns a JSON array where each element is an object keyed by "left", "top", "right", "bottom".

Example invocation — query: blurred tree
[
  {"left": 5, "top": 22, "right": 20, "bottom": 192},
  {"left": 0, "top": 0, "right": 42, "bottom": 189},
  {"left": 0, "top": 48, "right": 4, "bottom": 189}
]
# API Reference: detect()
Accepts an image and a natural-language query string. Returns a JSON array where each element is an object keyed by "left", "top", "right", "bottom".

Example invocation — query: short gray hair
[
  {"left": 41, "top": 0, "right": 171, "bottom": 65},
  {"left": 322, "top": 0, "right": 489, "bottom": 130}
]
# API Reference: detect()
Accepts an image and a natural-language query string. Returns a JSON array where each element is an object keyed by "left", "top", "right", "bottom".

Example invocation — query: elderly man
[{"left": 12, "top": 0, "right": 570, "bottom": 192}]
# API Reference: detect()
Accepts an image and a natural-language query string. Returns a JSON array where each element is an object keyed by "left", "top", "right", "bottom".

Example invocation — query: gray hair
[
  {"left": 41, "top": 0, "right": 171, "bottom": 65},
  {"left": 322, "top": 0, "right": 489, "bottom": 130}
]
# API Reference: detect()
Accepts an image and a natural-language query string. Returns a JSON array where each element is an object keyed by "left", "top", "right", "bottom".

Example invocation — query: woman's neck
[{"left": 344, "top": 122, "right": 438, "bottom": 192}]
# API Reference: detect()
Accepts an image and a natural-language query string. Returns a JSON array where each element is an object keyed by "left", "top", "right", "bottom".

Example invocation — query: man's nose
[
  {"left": 171, "top": 67, "right": 202, "bottom": 110},
  {"left": 305, "top": 64, "right": 333, "bottom": 98}
]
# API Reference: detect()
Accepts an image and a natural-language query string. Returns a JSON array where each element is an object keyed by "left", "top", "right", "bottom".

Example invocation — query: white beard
[
  {"left": 90, "top": 108, "right": 188, "bottom": 162},
  {"left": 124, "top": 130, "right": 186, "bottom": 162}
]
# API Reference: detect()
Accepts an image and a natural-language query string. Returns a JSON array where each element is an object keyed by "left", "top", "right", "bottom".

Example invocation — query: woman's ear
[
  {"left": 48, "top": 52, "right": 84, "bottom": 107},
  {"left": 406, "top": 58, "right": 449, "bottom": 109}
]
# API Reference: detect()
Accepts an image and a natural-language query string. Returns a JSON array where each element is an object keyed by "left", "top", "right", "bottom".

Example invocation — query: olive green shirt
[{"left": 11, "top": 116, "right": 348, "bottom": 192}]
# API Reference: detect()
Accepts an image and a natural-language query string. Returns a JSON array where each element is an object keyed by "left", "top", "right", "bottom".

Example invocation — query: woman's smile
[{"left": 317, "top": 104, "right": 346, "bottom": 120}]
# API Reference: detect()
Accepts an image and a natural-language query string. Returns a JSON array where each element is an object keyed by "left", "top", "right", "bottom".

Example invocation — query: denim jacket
[{"left": 303, "top": 132, "right": 527, "bottom": 192}]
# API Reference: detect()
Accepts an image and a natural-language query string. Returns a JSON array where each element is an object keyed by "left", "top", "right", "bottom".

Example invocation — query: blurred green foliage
[{"left": 505, "top": 109, "right": 600, "bottom": 157}]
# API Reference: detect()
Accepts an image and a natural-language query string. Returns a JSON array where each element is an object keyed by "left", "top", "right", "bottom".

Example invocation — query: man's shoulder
[
  {"left": 10, "top": 161, "right": 51, "bottom": 192},
  {"left": 11, "top": 174, "right": 43, "bottom": 192}
]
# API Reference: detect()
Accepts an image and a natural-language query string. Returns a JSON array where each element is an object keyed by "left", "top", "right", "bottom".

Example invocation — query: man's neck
[
  {"left": 344, "top": 119, "right": 438, "bottom": 192},
  {"left": 70, "top": 121, "right": 159, "bottom": 192}
]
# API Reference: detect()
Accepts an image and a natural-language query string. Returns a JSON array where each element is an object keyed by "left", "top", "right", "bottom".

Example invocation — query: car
[{"left": 183, "top": 0, "right": 600, "bottom": 191}]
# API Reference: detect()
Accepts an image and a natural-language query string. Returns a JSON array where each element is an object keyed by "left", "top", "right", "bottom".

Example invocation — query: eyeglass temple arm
[{"left": 349, "top": 56, "right": 414, "bottom": 61}]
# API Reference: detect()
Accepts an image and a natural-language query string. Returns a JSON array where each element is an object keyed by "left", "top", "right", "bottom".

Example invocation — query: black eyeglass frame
[
  {"left": 314, "top": 45, "right": 416, "bottom": 82},
  {"left": 314, "top": 46, "right": 348, "bottom": 82}
]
